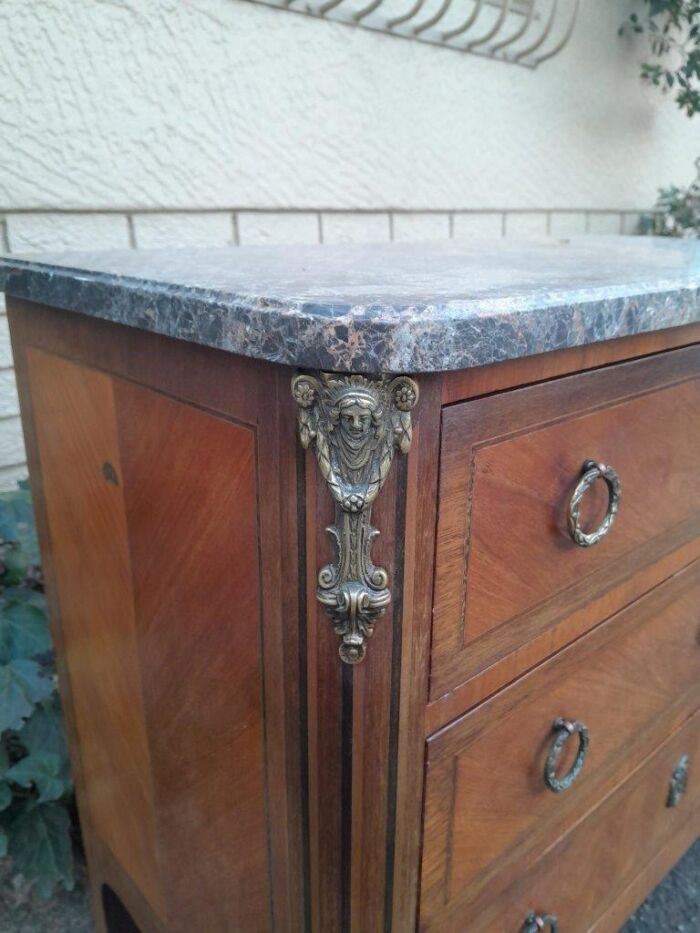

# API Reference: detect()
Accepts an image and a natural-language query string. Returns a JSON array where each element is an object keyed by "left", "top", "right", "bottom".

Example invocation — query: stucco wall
[
  {"left": 3, "top": 0, "right": 700, "bottom": 211},
  {"left": 0, "top": 0, "right": 699, "bottom": 484}
]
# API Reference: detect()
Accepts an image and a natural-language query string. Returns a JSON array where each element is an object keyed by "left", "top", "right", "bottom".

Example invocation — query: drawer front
[
  {"left": 421, "top": 561, "right": 700, "bottom": 921},
  {"left": 421, "top": 706, "right": 700, "bottom": 932},
  {"left": 432, "top": 345, "right": 700, "bottom": 700}
]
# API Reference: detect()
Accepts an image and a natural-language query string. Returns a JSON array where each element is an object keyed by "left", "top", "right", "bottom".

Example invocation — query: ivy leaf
[
  {"left": 0, "top": 498, "right": 21, "bottom": 543},
  {"left": 2, "top": 545, "right": 29, "bottom": 587},
  {"left": 0, "top": 780, "right": 12, "bottom": 811},
  {"left": 2, "top": 588, "right": 47, "bottom": 611},
  {"left": 21, "top": 703, "right": 68, "bottom": 761},
  {"left": 0, "top": 660, "right": 54, "bottom": 732},
  {"left": 6, "top": 801, "right": 74, "bottom": 897},
  {"left": 0, "top": 599, "right": 51, "bottom": 662},
  {"left": 0, "top": 491, "right": 39, "bottom": 566},
  {"left": 5, "top": 752, "right": 68, "bottom": 803}
]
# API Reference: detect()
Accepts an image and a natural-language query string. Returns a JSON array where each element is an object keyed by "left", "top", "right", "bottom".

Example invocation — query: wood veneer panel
[
  {"left": 115, "top": 380, "right": 271, "bottom": 933},
  {"left": 305, "top": 451, "right": 344, "bottom": 933},
  {"left": 589, "top": 822, "right": 700, "bottom": 932},
  {"left": 390, "top": 375, "right": 442, "bottom": 933},
  {"left": 349, "top": 455, "right": 400, "bottom": 933},
  {"left": 422, "top": 708, "right": 700, "bottom": 932},
  {"left": 26, "top": 349, "right": 165, "bottom": 920},
  {"left": 425, "top": 533, "right": 700, "bottom": 732},
  {"left": 9, "top": 298, "right": 306, "bottom": 933},
  {"left": 10, "top": 300, "right": 306, "bottom": 931},
  {"left": 302, "top": 375, "right": 444, "bottom": 933},
  {"left": 432, "top": 344, "right": 700, "bottom": 699},
  {"left": 305, "top": 443, "right": 402, "bottom": 933},
  {"left": 257, "top": 368, "right": 307, "bottom": 933},
  {"left": 422, "top": 561, "right": 700, "bottom": 916}
]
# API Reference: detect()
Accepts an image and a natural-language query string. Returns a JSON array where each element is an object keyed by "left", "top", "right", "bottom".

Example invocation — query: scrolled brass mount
[
  {"left": 292, "top": 372, "right": 418, "bottom": 665},
  {"left": 567, "top": 459, "right": 621, "bottom": 547}
]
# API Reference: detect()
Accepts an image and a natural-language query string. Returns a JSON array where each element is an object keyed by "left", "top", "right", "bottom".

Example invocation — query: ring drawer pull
[
  {"left": 567, "top": 459, "right": 621, "bottom": 547},
  {"left": 522, "top": 912, "right": 559, "bottom": 933},
  {"left": 666, "top": 754, "right": 690, "bottom": 808},
  {"left": 544, "top": 718, "right": 589, "bottom": 793}
]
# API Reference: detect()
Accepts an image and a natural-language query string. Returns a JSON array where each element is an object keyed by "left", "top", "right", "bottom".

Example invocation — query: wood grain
[
  {"left": 422, "top": 561, "right": 700, "bottom": 919},
  {"left": 300, "top": 374, "right": 445, "bottom": 933},
  {"left": 26, "top": 349, "right": 165, "bottom": 921},
  {"left": 305, "top": 452, "right": 344, "bottom": 933},
  {"left": 115, "top": 379, "right": 270, "bottom": 933},
  {"left": 421, "top": 708, "right": 700, "bottom": 931},
  {"left": 304, "top": 413, "right": 405, "bottom": 933},
  {"left": 389, "top": 375, "right": 442, "bottom": 933},
  {"left": 433, "top": 344, "right": 700, "bottom": 700},
  {"left": 589, "top": 819, "right": 700, "bottom": 933},
  {"left": 425, "top": 533, "right": 700, "bottom": 732},
  {"left": 257, "top": 368, "right": 307, "bottom": 933},
  {"left": 8, "top": 300, "right": 306, "bottom": 933}
]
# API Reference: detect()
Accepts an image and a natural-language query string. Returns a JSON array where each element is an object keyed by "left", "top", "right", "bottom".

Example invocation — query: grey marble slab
[{"left": 2, "top": 236, "right": 700, "bottom": 373}]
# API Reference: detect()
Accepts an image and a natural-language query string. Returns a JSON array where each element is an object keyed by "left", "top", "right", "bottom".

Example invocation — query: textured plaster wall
[
  {"left": 0, "top": 0, "right": 699, "bottom": 482},
  {"left": 2, "top": 0, "right": 700, "bottom": 211}
]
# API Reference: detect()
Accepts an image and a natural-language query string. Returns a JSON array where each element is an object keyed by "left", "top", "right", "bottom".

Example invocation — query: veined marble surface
[{"left": 1, "top": 236, "right": 700, "bottom": 373}]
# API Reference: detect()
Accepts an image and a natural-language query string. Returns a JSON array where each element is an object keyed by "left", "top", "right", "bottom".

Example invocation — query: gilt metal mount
[{"left": 292, "top": 372, "right": 419, "bottom": 664}]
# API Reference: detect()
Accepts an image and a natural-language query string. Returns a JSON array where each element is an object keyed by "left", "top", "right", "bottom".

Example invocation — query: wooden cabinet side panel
[
  {"left": 25, "top": 349, "right": 166, "bottom": 921},
  {"left": 115, "top": 379, "right": 272, "bottom": 933},
  {"left": 8, "top": 303, "right": 307, "bottom": 932}
]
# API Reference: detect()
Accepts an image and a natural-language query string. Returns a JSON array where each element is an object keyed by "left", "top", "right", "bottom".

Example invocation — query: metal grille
[{"left": 244, "top": 0, "right": 580, "bottom": 68}]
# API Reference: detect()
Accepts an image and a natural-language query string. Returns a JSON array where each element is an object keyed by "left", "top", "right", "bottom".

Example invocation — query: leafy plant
[
  {"left": 621, "top": 1, "right": 700, "bottom": 117},
  {"left": 639, "top": 161, "right": 700, "bottom": 235},
  {"left": 0, "top": 482, "right": 74, "bottom": 897},
  {"left": 620, "top": 4, "right": 700, "bottom": 235}
]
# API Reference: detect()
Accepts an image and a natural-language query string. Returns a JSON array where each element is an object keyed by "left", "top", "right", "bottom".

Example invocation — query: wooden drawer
[
  {"left": 420, "top": 705, "right": 700, "bottom": 932},
  {"left": 432, "top": 345, "right": 700, "bottom": 701},
  {"left": 420, "top": 561, "right": 700, "bottom": 923}
]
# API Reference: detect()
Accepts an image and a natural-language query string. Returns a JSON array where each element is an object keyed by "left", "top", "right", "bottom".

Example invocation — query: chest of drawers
[{"left": 1, "top": 238, "right": 699, "bottom": 932}]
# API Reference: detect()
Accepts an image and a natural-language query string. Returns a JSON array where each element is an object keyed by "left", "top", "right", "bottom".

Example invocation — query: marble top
[{"left": 1, "top": 236, "right": 700, "bottom": 373}]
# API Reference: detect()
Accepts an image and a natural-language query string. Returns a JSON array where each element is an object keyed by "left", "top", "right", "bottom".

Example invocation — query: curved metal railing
[{"left": 246, "top": 0, "right": 580, "bottom": 68}]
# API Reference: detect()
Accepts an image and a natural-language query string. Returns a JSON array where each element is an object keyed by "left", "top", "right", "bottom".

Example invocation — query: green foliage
[
  {"left": 5, "top": 803, "right": 74, "bottom": 899},
  {"left": 621, "top": 1, "right": 700, "bottom": 117},
  {"left": 0, "top": 660, "right": 54, "bottom": 733},
  {"left": 638, "top": 158, "right": 700, "bottom": 235},
  {"left": 620, "top": 5, "right": 700, "bottom": 236},
  {"left": 0, "top": 483, "right": 75, "bottom": 897}
]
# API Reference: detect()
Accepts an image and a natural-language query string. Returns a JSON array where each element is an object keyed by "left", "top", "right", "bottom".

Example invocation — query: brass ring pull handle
[
  {"left": 544, "top": 718, "right": 589, "bottom": 793},
  {"left": 567, "top": 459, "right": 621, "bottom": 547},
  {"left": 667, "top": 754, "right": 690, "bottom": 808},
  {"left": 522, "top": 912, "right": 559, "bottom": 933}
]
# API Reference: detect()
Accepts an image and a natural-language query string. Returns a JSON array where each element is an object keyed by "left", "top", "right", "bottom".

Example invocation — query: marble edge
[{"left": 2, "top": 255, "right": 700, "bottom": 374}]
